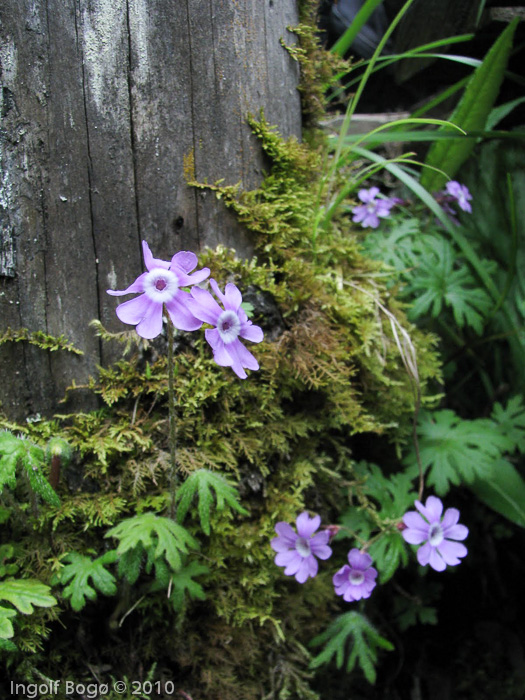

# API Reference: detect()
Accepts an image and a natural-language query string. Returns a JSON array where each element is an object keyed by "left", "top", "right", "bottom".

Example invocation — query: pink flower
[
  {"left": 187, "top": 280, "right": 263, "bottom": 379},
  {"left": 402, "top": 496, "right": 468, "bottom": 572},
  {"left": 333, "top": 549, "right": 378, "bottom": 602},
  {"left": 107, "top": 241, "right": 210, "bottom": 339},
  {"left": 271, "top": 512, "right": 332, "bottom": 583}
]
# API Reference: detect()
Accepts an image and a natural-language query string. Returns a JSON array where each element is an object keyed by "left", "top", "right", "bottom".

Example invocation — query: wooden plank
[{"left": 0, "top": 0, "right": 302, "bottom": 420}]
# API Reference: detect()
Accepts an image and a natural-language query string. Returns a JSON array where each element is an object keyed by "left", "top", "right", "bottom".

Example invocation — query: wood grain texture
[{"left": 0, "top": 0, "right": 301, "bottom": 419}]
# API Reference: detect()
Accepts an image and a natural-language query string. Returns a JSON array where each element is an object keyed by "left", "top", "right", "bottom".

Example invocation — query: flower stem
[{"left": 166, "top": 315, "right": 178, "bottom": 518}]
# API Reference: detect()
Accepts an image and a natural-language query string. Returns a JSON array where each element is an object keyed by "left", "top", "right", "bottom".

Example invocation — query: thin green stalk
[{"left": 166, "top": 315, "right": 178, "bottom": 518}]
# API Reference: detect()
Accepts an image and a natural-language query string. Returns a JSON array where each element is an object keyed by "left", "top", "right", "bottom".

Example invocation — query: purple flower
[
  {"left": 402, "top": 496, "right": 468, "bottom": 572},
  {"left": 333, "top": 549, "right": 378, "bottom": 602},
  {"left": 271, "top": 512, "right": 332, "bottom": 583},
  {"left": 445, "top": 181, "right": 472, "bottom": 213},
  {"left": 187, "top": 280, "right": 263, "bottom": 379},
  {"left": 107, "top": 241, "right": 210, "bottom": 339},
  {"left": 352, "top": 187, "right": 396, "bottom": 229}
]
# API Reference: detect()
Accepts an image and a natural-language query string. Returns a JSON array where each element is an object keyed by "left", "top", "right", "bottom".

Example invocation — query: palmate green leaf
[
  {"left": 406, "top": 409, "right": 514, "bottom": 494},
  {"left": 369, "top": 532, "right": 409, "bottom": 584},
  {"left": 106, "top": 512, "right": 199, "bottom": 574},
  {"left": 405, "top": 237, "right": 493, "bottom": 333},
  {"left": 175, "top": 469, "right": 249, "bottom": 535},
  {"left": 53, "top": 551, "right": 118, "bottom": 611},
  {"left": 0, "top": 606, "right": 17, "bottom": 639},
  {"left": 0, "top": 579, "right": 57, "bottom": 639},
  {"left": 310, "top": 611, "right": 393, "bottom": 684},
  {"left": 490, "top": 395, "right": 525, "bottom": 453},
  {"left": 422, "top": 18, "right": 518, "bottom": 191},
  {"left": 168, "top": 561, "right": 209, "bottom": 611}
]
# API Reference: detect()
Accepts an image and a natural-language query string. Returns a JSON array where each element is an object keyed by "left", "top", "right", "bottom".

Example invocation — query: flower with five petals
[
  {"left": 401, "top": 495, "right": 468, "bottom": 572},
  {"left": 107, "top": 241, "right": 210, "bottom": 339},
  {"left": 188, "top": 280, "right": 263, "bottom": 379},
  {"left": 271, "top": 512, "right": 332, "bottom": 583}
]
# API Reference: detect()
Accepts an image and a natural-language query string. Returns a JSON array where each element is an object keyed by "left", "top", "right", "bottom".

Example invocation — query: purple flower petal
[
  {"left": 115, "top": 294, "right": 153, "bottom": 325},
  {"left": 283, "top": 552, "right": 303, "bottom": 576},
  {"left": 438, "top": 540, "right": 467, "bottom": 565},
  {"left": 142, "top": 240, "right": 171, "bottom": 271},
  {"left": 295, "top": 557, "right": 313, "bottom": 583},
  {"left": 402, "top": 527, "right": 428, "bottom": 546},
  {"left": 347, "top": 548, "right": 372, "bottom": 570},
  {"left": 136, "top": 303, "right": 164, "bottom": 339},
  {"left": 416, "top": 496, "right": 443, "bottom": 523},
  {"left": 443, "top": 523, "right": 469, "bottom": 541},
  {"left": 223, "top": 283, "right": 243, "bottom": 311},
  {"left": 296, "top": 512, "right": 321, "bottom": 538},
  {"left": 440, "top": 507, "right": 460, "bottom": 529},
  {"left": 275, "top": 550, "right": 299, "bottom": 567},
  {"left": 274, "top": 521, "right": 297, "bottom": 542},
  {"left": 227, "top": 339, "right": 260, "bottom": 372},
  {"left": 416, "top": 542, "right": 432, "bottom": 567},
  {"left": 164, "top": 294, "right": 202, "bottom": 332},
  {"left": 428, "top": 547, "right": 447, "bottom": 572},
  {"left": 241, "top": 323, "right": 264, "bottom": 343},
  {"left": 170, "top": 251, "right": 198, "bottom": 273},
  {"left": 107, "top": 272, "right": 148, "bottom": 297}
]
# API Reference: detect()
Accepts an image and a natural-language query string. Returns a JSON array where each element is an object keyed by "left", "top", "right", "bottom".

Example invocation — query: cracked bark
[{"left": 0, "top": 0, "right": 301, "bottom": 420}]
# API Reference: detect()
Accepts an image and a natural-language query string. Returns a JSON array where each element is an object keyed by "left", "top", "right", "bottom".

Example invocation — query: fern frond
[
  {"left": 174, "top": 469, "right": 249, "bottom": 535},
  {"left": 0, "top": 579, "right": 57, "bottom": 639},
  {"left": 53, "top": 551, "right": 118, "bottom": 611},
  {"left": 310, "top": 611, "right": 393, "bottom": 684},
  {"left": 0, "top": 431, "right": 60, "bottom": 506},
  {"left": 105, "top": 512, "right": 199, "bottom": 577}
]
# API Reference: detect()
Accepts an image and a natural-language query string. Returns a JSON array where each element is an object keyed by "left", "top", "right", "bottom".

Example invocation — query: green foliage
[
  {"left": 403, "top": 236, "right": 493, "bottom": 333},
  {"left": 0, "top": 579, "right": 56, "bottom": 640},
  {"left": 338, "top": 462, "right": 414, "bottom": 582},
  {"left": 0, "top": 431, "right": 60, "bottom": 507},
  {"left": 167, "top": 561, "right": 209, "bottom": 611},
  {"left": 106, "top": 513, "right": 199, "bottom": 584},
  {"left": 52, "top": 551, "right": 118, "bottom": 611},
  {"left": 310, "top": 611, "right": 393, "bottom": 684},
  {"left": 175, "top": 468, "right": 249, "bottom": 535},
  {"left": 407, "top": 409, "right": 512, "bottom": 493},
  {"left": 422, "top": 18, "right": 518, "bottom": 190},
  {"left": 0, "top": 328, "right": 83, "bottom": 355},
  {"left": 363, "top": 220, "right": 494, "bottom": 334}
]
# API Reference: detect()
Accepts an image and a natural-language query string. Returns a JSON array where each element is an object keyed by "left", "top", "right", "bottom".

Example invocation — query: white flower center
[
  {"left": 428, "top": 523, "right": 444, "bottom": 547},
  {"left": 349, "top": 570, "right": 364, "bottom": 586},
  {"left": 143, "top": 269, "right": 179, "bottom": 303},
  {"left": 295, "top": 537, "right": 311, "bottom": 558},
  {"left": 217, "top": 310, "right": 241, "bottom": 344}
]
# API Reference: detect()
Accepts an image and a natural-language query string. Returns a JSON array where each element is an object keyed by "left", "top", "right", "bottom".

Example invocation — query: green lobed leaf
[
  {"left": 106, "top": 512, "right": 199, "bottom": 574},
  {"left": 53, "top": 551, "right": 118, "bottom": 611},
  {"left": 422, "top": 18, "right": 518, "bottom": 191},
  {"left": 0, "top": 578, "right": 57, "bottom": 614},
  {"left": 175, "top": 469, "right": 248, "bottom": 535},
  {"left": 168, "top": 561, "right": 209, "bottom": 611},
  {"left": 310, "top": 611, "right": 393, "bottom": 684},
  {"left": 0, "top": 605, "right": 17, "bottom": 639},
  {"left": 490, "top": 395, "right": 525, "bottom": 453},
  {"left": 405, "top": 409, "right": 514, "bottom": 494}
]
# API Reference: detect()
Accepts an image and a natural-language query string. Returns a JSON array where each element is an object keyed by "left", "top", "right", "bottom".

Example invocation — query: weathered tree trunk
[{"left": 0, "top": 0, "right": 301, "bottom": 420}]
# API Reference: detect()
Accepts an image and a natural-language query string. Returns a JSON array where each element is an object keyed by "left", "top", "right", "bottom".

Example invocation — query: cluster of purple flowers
[
  {"left": 271, "top": 496, "right": 468, "bottom": 602},
  {"left": 352, "top": 181, "right": 473, "bottom": 229},
  {"left": 107, "top": 241, "right": 263, "bottom": 379}
]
